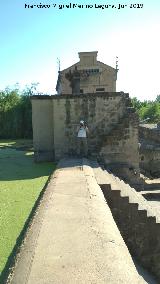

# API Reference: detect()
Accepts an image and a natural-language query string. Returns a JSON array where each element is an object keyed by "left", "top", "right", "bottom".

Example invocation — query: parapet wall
[{"left": 100, "top": 170, "right": 160, "bottom": 281}]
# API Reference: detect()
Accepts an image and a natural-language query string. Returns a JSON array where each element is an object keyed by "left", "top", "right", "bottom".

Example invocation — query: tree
[
  {"left": 156, "top": 95, "right": 160, "bottom": 102},
  {"left": 131, "top": 97, "right": 142, "bottom": 110},
  {"left": 138, "top": 102, "right": 160, "bottom": 123},
  {"left": 0, "top": 83, "right": 39, "bottom": 139}
]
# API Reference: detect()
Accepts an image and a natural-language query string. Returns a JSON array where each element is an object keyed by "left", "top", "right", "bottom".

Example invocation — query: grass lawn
[{"left": 0, "top": 140, "right": 56, "bottom": 274}]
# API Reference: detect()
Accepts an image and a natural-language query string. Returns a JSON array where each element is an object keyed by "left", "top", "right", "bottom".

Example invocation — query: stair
[
  {"left": 89, "top": 96, "right": 135, "bottom": 154},
  {"left": 89, "top": 99, "right": 141, "bottom": 188},
  {"left": 90, "top": 161, "right": 159, "bottom": 282},
  {"left": 93, "top": 165, "right": 160, "bottom": 281}
]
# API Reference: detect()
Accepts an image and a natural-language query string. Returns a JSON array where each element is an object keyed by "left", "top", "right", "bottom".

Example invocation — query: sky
[{"left": 0, "top": 0, "right": 160, "bottom": 101}]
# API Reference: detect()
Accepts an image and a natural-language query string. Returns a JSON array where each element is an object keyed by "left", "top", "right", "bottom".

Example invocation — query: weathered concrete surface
[{"left": 9, "top": 159, "right": 146, "bottom": 284}]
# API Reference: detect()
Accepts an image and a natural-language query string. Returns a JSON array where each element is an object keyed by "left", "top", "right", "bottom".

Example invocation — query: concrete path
[{"left": 9, "top": 158, "right": 147, "bottom": 284}]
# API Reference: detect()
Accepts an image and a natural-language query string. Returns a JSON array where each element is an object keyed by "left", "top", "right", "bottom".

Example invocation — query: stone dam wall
[
  {"left": 6, "top": 159, "right": 147, "bottom": 284},
  {"left": 31, "top": 92, "right": 140, "bottom": 185},
  {"left": 100, "top": 170, "right": 160, "bottom": 282}
]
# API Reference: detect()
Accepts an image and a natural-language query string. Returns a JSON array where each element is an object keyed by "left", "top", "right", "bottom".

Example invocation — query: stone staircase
[
  {"left": 80, "top": 93, "right": 143, "bottom": 189},
  {"left": 89, "top": 94, "right": 132, "bottom": 154},
  {"left": 91, "top": 163, "right": 160, "bottom": 282},
  {"left": 90, "top": 97, "right": 138, "bottom": 162},
  {"left": 96, "top": 105, "right": 144, "bottom": 189},
  {"left": 99, "top": 108, "right": 138, "bottom": 153}
]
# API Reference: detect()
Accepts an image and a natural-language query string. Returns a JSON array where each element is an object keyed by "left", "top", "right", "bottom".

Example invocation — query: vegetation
[
  {"left": 0, "top": 141, "right": 56, "bottom": 274},
  {"left": 0, "top": 85, "right": 160, "bottom": 139},
  {"left": 0, "top": 83, "right": 38, "bottom": 139},
  {"left": 131, "top": 95, "right": 160, "bottom": 123}
]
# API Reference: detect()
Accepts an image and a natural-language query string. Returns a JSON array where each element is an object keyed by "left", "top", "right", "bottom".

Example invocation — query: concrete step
[
  {"left": 92, "top": 162, "right": 159, "bottom": 282},
  {"left": 102, "top": 170, "right": 160, "bottom": 219}
]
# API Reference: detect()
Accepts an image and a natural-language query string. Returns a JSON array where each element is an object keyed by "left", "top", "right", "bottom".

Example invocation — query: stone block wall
[
  {"left": 98, "top": 106, "right": 141, "bottom": 187},
  {"left": 31, "top": 93, "right": 140, "bottom": 179},
  {"left": 139, "top": 125, "right": 160, "bottom": 144},
  {"left": 140, "top": 147, "right": 160, "bottom": 177},
  {"left": 139, "top": 125, "right": 160, "bottom": 177},
  {"left": 100, "top": 171, "right": 160, "bottom": 282},
  {"left": 32, "top": 97, "right": 54, "bottom": 161}
]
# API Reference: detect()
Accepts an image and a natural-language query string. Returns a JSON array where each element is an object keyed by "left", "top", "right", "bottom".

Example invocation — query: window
[
  {"left": 82, "top": 69, "right": 99, "bottom": 74},
  {"left": 96, "top": 88, "right": 105, "bottom": 92},
  {"left": 80, "top": 89, "right": 84, "bottom": 94}
]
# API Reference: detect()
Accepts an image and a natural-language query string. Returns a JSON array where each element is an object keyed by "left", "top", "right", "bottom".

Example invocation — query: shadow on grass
[{"left": 0, "top": 149, "right": 55, "bottom": 181}]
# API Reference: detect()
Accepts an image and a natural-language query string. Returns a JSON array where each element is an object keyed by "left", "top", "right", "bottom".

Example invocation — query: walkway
[{"left": 9, "top": 158, "right": 147, "bottom": 284}]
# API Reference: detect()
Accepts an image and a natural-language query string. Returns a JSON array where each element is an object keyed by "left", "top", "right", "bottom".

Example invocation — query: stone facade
[
  {"left": 31, "top": 92, "right": 140, "bottom": 186},
  {"left": 56, "top": 51, "right": 117, "bottom": 95},
  {"left": 139, "top": 124, "right": 160, "bottom": 177}
]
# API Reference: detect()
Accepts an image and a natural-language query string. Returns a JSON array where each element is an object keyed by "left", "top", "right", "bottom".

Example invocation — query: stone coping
[{"left": 31, "top": 92, "right": 129, "bottom": 100}]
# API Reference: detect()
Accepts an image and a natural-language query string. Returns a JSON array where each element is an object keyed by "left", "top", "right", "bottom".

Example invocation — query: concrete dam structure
[
  {"left": 6, "top": 52, "right": 160, "bottom": 283},
  {"left": 31, "top": 91, "right": 141, "bottom": 188},
  {"left": 7, "top": 158, "right": 158, "bottom": 283}
]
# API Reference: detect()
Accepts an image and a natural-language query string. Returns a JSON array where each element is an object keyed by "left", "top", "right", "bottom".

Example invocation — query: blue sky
[{"left": 0, "top": 0, "right": 160, "bottom": 100}]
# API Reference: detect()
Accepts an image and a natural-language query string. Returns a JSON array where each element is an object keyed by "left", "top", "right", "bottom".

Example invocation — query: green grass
[{"left": 0, "top": 142, "right": 56, "bottom": 274}]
